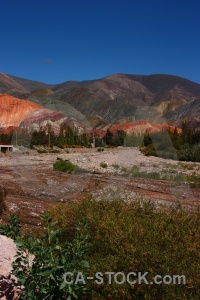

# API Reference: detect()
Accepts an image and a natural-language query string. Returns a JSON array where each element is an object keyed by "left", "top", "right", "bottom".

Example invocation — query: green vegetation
[
  {"left": 1, "top": 196, "right": 199, "bottom": 299},
  {"left": 0, "top": 124, "right": 90, "bottom": 149},
  {"left": 187, "top": 173, "right": 200, "bottom": 187},
  {"left": 51, "top": 197, "right": 200, "bottom": 299},
  {"left": 0, "top": 214, "right": 21, "bottom": 239},
  {"left": 120, "top": 164, "right": 176, "bottom": 181},
  {"left": 104, "top": 129, "right": 126, "bottom": 147},
  {"left": 100, "top": 162, "right": 108, "bottom": 168},
  {"left": 8, "top": 214, "right": 91, "bottom": 300},
  {"left": 53, "top": 159, "right": 88, "bottom": 174},
  {"left": 112, "top": 164, "right": 120, "bottom": 170},
  {"left": 140, "top": 122, "right": 200, "bottom": 162},
  {"left": 118, "top": 163, "right": 200, "bottom": 186},
  {"left": 31, "top": 125, "right": 89, "bottom": 148}
]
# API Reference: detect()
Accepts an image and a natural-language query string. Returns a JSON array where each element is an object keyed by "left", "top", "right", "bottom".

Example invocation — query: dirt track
[{"left": 0, "top": 147, "right": 199, "bottom": 232}]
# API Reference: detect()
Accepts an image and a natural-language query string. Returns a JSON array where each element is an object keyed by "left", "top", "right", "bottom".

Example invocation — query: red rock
[
  {"left": 109, "top": 120, "right": 182, "bottom": 135},
  {"left": 0, "top": 94, "right": 42, "bottom": 126}
]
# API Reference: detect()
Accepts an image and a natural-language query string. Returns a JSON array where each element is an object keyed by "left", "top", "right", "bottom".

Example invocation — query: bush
[
  {"left": 0, "top": 214, "right": 21, "bottom": 239},
  {"left": 100, "top": 162, "right": 108, "bottom": 168},
  {"left": 12, "top": 214, "right": 91, "bottom": 300},
  {"left": 53, "top": 160, "right": 88, "bottom": 174},
  {"left": 50, "top": 198, "right": 200, "bottom": 300},
  {"left": 178, "top": 145, "right": 200, "bottom": 162},
  {"left": 53, "top": 160, "right": 75, "bottom": 173}
]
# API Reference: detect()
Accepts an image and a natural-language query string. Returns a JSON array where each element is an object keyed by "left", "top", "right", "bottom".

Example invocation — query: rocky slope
[
  {"left": 0, "top": 94, "right": 86, "bottom": 134},
  {"left": 110, "top": 120, "right": 182, "bottom": 135},
  {"left": 1, "top": 72, "right": 200, "bottom": 126},
  {"left": 0, "top": 94, "right": 42, "bottom": 126}
]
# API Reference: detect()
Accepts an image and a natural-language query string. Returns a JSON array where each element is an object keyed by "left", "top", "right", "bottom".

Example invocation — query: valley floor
[{"left": 0, "top": 147, "right": 199, "bottom": 232}]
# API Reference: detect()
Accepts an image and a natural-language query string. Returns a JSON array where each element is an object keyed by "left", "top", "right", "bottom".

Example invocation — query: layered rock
[
  {"left": 0, "top": 94, "right": 85, "bottom": 134},
  {"left": 110, "top": 120, "right": 181, "bottom": 135},
  {"left": 0, "top": 94, "right": 42, "bottom": 126}
]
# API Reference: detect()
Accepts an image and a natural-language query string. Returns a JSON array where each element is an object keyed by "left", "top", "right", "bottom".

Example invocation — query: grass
[
  {"left": 119, "top": 164, "right": 192, "bottom": 184},
  {"left": 121, "top": 165, "right": 161, "bottom": 180},
  {"left": 53, "top": 159, "right": 88, "bottom": 174},
  {"left": 50, "top": 197, "right": 200, "bottom": 300}
]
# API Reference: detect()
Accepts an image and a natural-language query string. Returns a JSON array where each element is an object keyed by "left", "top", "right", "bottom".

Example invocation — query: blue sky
[{"left": 1, "top": 0, "right": 200, "bottom": 83}]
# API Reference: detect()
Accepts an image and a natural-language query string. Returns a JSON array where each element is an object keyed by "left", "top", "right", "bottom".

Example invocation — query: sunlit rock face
[
  {"left": 0, "top": 94, "right": 42, "bottom": 126},
  {"left": 110, "top": 120, "right": 181, "bottom": 135},
  {"left": 0, "top": 94, "right": 85, "bottom": 135}
]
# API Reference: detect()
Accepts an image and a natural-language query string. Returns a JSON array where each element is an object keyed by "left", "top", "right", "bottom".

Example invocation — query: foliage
[
  {"left": 140, "top": 124, "right": 200, "bottom": 162},
  {"left": 51, "top": 198, "right": 200, "bottom": 300},
  {"left": 100, "top": 162, "right": 108, "bottom": 168},
  {"left": 104, "top": 129, "right": 126, "bottom": 147},
  {"left": 177, "top": 144, "right": 200, "bottom": 162},
  {"left": 187, "top": 173, "right": 200, "bottom": 187},
  {"left": 53, "top": 160, "right": 88, "bottom": 174},
  {"left": 0, "top": 214, "right": 21, "bottom": 239},
  {"left": 12, "top": 214, "right": 91, "bottom": 300}
]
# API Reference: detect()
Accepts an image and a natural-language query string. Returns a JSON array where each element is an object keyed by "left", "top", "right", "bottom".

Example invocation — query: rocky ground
[
  {"left": 0, "top": 146, "right": 199, "bottom": 298},
  {"left": 0, "top": 146, "right": 199, "bottom": 231}
]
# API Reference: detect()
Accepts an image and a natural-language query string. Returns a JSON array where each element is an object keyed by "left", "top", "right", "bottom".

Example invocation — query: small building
[{"left": 0, "top": 144, "right": 13, "bottom": 152}]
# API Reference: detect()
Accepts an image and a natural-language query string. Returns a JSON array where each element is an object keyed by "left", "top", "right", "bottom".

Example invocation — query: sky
[{"left": 1, "top": 0, "right": 200, "bottom": 84}]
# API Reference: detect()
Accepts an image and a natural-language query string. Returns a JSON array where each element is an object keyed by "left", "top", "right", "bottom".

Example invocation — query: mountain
[
  {"left": 0, "top": 72, "right": 200, "bottom": 126},
  {"left": 165, "top": 98, "right": 200, "bottom": 124},
  {"left": 0, "top": 72, "right": 53, "bottom": 94},
  {"left": 0, "top": 94, "right": 87, "bottom": 134},
  {"left": 0, "top": 94, "right": 42, "bottom": 126},
  {"left": 109, "top": 120, "right": 182, "bottom": 135}
]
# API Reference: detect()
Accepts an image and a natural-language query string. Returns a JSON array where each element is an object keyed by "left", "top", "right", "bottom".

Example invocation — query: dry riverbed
[{"left": 0, "top": 147, "right": 199, "bottom": 232}]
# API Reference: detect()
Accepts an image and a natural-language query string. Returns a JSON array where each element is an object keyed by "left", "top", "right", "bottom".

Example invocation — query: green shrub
[
  {"left": 187, "top": 173, "right": 200, "bottom": 187},
  {"left": 12, "top": 214, "right": 91, "bottom": 300},
  {"left": 54, "top": 160, "right": 74, "bottom": 173},
  {"left": 100, "top": 162, "right": 108, "bottom": 168},
  {"left": 0, "top": 214, "right": 21, "bottom": 239},
  {"left": 53, "top": 160, "right": 88, "bottom": 174},
  {"left": 51, "top": 198, "right": 200, "bottom": 300}
]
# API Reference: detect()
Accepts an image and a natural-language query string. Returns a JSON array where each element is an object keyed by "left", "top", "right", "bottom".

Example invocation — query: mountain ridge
[{"left": 0, "top": 72, "right": 200, "bottom": 126}]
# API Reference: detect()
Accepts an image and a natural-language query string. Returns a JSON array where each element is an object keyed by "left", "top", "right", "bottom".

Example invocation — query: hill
[
  {"left": 0, "top": 94, "right": 87, "bottom": 135},
  {"left": 0, "top": 72, "right": 200, "bottom": 125}
]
